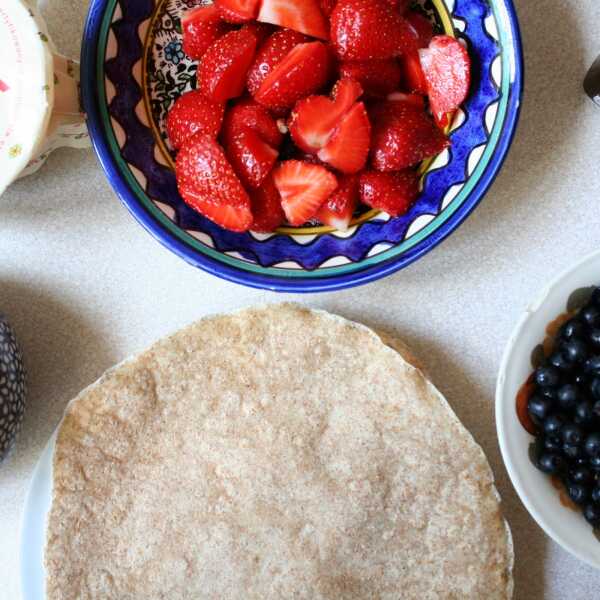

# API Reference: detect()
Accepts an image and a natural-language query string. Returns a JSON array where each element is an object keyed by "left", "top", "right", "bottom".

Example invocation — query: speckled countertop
[{"left": 2, "top": 0, "right": 600, "bottom": 598}]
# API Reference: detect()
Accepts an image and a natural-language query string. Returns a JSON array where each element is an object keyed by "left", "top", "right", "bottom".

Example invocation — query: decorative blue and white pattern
[{"left": 81, "top": 0, "right": 523, "bottom": 292}]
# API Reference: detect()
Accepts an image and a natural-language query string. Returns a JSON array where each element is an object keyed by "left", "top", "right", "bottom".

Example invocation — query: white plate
[
  {"left": 496, "top": 248, "right": 600, "bottom": 570},
  {"left": 20, "top": 431, "right": 55, "bottom": 600}
]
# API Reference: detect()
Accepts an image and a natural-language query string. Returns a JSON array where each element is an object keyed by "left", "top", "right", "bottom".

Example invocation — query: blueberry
[
  {"left": 568, "top": 483, "right": 590, "bottom": 505},
  {"left": 590, "top": 378, "right": 600, "bottom": 401},
  {"left": 590, "top": 456, "right": 600, "bottom": 471},
  {"left": 560, "top": 339, "right": 588, "bottom": 364},
  {"left": 584, "top": 356, "right": 600, "bottom": 374},
  {"left": 576, "top": 456, "right": 589, "bottom": 466},
  {"left": 584, "top": 503, "right": 600, "bottom": 527},
  {"left": 544, "top": 414, "right": 566, "bottom": 436},
  {"left": 528, "top": 396, "right": 553, "bottom": 423},
  {"left": 541, "top": 387, "right": 557, "bottom": 400},
  {"left": 549, "top": 352, "right": 572, "bottom": 371},
  {"left": 592, "top": 401, "right": 600, "bottom": 419},
  {"left": 543, "top": 435, "right": 562, "bottom": 452},
  {"left": 592, "top": 487, "right": 600, "bottom": 503},
  {"left": 562, "top": 423, "right": 584, "bottom": 445},
  {"left": 537, "top": 452, "right": 566, "bottom": 475},
  {"left": 582, "top": 305, "right": 600, "bottom": 328},
  {"left": 560, "top": 319, "right": 587, "bottom": 340},
  {"left": 575, "top": 373, "right": 588, "bottom": 386},
  {"left": 535, "top": 366, "right": 561, "bottom": 388},
  {"left": 585, "top": 433, "right": 600, "bottom": 457},
  {"left": 564, "top": 443, "right": 583, "bottom": 460},
  {"left": 570, "top": 466, "right": 593, "bottom": 485},
  {"left": 589, "top": 329, "right": 600, "bottom": 347},
  {"left": 575, "top": 402, "right": 595, "bottom": 426},
  {"left": 557, "top": 384, "right": 579, "bottom": 410}
]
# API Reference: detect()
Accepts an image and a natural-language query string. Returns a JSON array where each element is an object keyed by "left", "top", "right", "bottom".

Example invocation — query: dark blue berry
[
  {"left": 560, "top": 319, "right": 586, "bottom": 340},
  {"left": 582, "top": 305, "right": 600, "bottom": 328},
  {"left": 575, "top": 402, "right": 595, "bottom": 426},
  {"left": 562, "top": 423, "right": 584, "bottom": 445},
  {"left": 592, "top": 487, "right": 600, "bottom": 503},
  {"left": 590, "top": 456, "right": 600, "bottom": 471},
  {"left": 589, "top": 329, "right": 600, "bottom": 347},
  {"left": 568, "top": 483, "right": 590, "bottom": 505},
  {"left": 543, "top": 435, "right": 562, "bottom": 452},
  {"left": 557, "top": 384, "right": 579, "bottom": 410},
  {"left": 560, "top": 339, "right": 588, "bottom": 364},
  {"left": 564, "top": 443, "right": 583, "bottom": 460},
  {"left": 544, "top": 414, "right": 566, "bottom": 436},
  {"left": 584, "top": 356, "right": 600, "bottom": 374},
  {"left": 527, "top": 396, "right": 553, "bottom": 423},
  {"left": 575, "top": 373, "right": 588, "bottom": 386},
  {"left": 537, "top": 452, "right": 566, "bottom": 475},
  {"left": 590, "top": 378, "right": 600, "bottom": 401},
  {"left": 570, "top": 466, "right": 593, "bottom": 485},
  {"left": 535, "top": 366, "right": 561, "bottom": 387},
  {"left": 549, "top": 352, "right": 572, "bottom": 372},
  {"left": 585, "top": 433, "right": 600, "bottom": 457},
  {"left": 584, "top": 503, "right": 600, "bottom": 527}
]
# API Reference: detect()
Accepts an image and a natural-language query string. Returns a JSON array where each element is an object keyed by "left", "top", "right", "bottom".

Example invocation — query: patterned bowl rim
[{"left": 81, "top": 0, "right": 524, "bottom": 293}]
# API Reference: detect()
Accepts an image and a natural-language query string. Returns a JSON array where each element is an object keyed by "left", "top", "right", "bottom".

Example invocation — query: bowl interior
[
  {"left": 83, "top": 0, "right": 522, "bottom": 290},
  {"left": 496, "top": 249, "right": 600, "bottom": 570}
]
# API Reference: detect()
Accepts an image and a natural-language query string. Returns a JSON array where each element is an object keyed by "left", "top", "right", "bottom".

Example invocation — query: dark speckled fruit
[{"left": 0, "top": 315, "right": 26, "bottom": 462}]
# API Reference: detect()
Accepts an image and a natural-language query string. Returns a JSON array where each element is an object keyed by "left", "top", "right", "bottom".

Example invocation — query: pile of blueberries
[{"left": 528, "top": 287, "right": 600, "bottom": 528}]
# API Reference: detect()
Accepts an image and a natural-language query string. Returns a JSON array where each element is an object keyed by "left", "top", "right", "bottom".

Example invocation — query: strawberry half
[
  {"left": 315, "top": 174, "right": 359, "bottom": 230},
  {"left": 405, "top": 11, "right": 434, "bottom": 48},
  {"left": 246, "top": 29, "right": 309, "bottom": 97},
  {"left": 272, "top": 160, "right": 338, "bottom": 225},
  {"left": 370, "top": 101, "right": 449, "bottom": 171},
  {"left": 225, "top": 127, "right": 279, "bottom": 188},
  {"left": 250, "top": 175, "right": 285, "bottom": 232},
  {"left": 288, "top": 78, "right": 362, "bottom": 153},
  {"left": 339, "top": 59, "right": 402, "bottom": 97},
  {"left": 359, "top": 170, "right": 419, "bottom": 216},
  {"left": 222, "top": 99, "right": 283, "bottom": 149},
  {"left": 401, "top": 50, "right": 428, "bottom": 94},
  {"left": 330, "top": 0, "right": 417, "bottom": 60},
  {"left": 257, "top": 0, "right": 329, "bottom": 40},
  {"left": 166, "top": 90, "right": 225, "bottom": 150},
  {"left": 199, "top": 29, "right": 258, "bottom": 103},
  {"left": 214, "top": 0, "right": 260, "bottom": 23},
  {"left": 317, "top": 101, "right": 371, "bottom": 173},
  {"left": 182, "top": 5, "right": 233, "bottom": 60},
  {"left": 255, "top": 41, "right": 332, "bottom": 111},
  {"left": 419, "top": 35, "right": 471, "bottom": 121},
  {"left": 175, "top": 133, "right": 253, "bottom": 232}
]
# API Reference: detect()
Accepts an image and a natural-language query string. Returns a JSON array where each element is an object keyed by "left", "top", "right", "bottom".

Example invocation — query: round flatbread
[{"left": 45, "top": 304, "right": 513, "bottom": 599}]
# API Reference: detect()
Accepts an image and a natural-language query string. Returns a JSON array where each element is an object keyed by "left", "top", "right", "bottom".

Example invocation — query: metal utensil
[{"left": 584, "top": 55, "right": 600, "bottom": 106}]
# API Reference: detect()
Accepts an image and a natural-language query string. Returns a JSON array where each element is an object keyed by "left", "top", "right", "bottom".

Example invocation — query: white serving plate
[
  {"left": 496, "top": 248, "right": 600, "bottom": 570},
  {"left": 20, "top": 431, "right": 55, "bottom": 600}
]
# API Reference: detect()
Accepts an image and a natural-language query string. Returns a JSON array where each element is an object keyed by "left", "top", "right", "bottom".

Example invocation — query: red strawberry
[
  {"left": 288, "top": 78, "right": 362, "bottom": 152},
  {"left": 359, "top": 170, "right": 419, "bottom": 216},
  {"left": 250, "top": 175, "right": 285, "bottom": 232},
  {"left": 214, "top": 0, "right": 260, "bottom": 23},
  {"left": 401, "top": 50, "right": 428, "bottom": 93},
  {"left": 225, "top": 128, "right": 278, "bottom": 188},
  {"left": 255, "top": 41, "right": 331, "bottom": 111},
  {"left": 386, "top": 91, "right": 425, "bottom": 110},
  {"left": 199, "top": 29, "right": 258, "bottom": 102},
  {"left": 222, "top": 99, "right": 283, "bottom": 149},
  {"left": 318, "top": 102, "right": 370, "bottom": 173},
  {"left": 166, "top": 90, "right": 225, "bottom": 150},
  {"left": 272, "top": 160, "right": 338, "bottom": 225},
  {"left": 246, "top": 29, "right": 309, "bottom": 97},
  {"left": 320, "top": 0, "right": 337, "bottom": 17},
  {"left": 257, "top": 0, "right": 329, "bottom": 40},
  {"left": 242, "top": 22, "right": 274, "bottom": 45},
  {"left": 419, "top": 35, "right": 471, "bottom": 121},
  {"left": 404, "top": 11, "right": 433, "bottom": 48},
  {"left": 396, "top": 0, "right": 412, "bottom": 12},
  {"left": 339, "top": 59, "right": 402, "bottom": 97},
  {"left": 330, "top": 0, "right": 417, "bottom": 60},
  {"left": 175, "top": 133, "right": 252, "bottom": 232},
  {"left": 370, "top": 101, "right": 449, "bottom": 171},
  {"left": 182, "top": 5, "right": 233, "bottom": 60},
  {"left": 315, "top": 174, "right": 359, "bottom": 230}
]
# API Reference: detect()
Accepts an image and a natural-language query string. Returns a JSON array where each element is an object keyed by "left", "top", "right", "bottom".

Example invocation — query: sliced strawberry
[
  {"left": 359, "top": 170, "right": 419, "bottom": 216},
  {"left": 339, "top": 59, "right": 402, "bottom": 97},
  {"left": 370, "top": 101, "right": 449, "bottom": 171},
  {"left": 419, "top": 35, "right": 471, "bottom": 120},
  {"left": 315, "top": 174, "right": 359, "bottom": 230},
  {"left": 166, "top": 90, "right": 225, "bottom": 150},
  {"left": 255, "top": 41, "right": 331, "bottom": 111},
  {"left": 222, "top": 99, "right": 283, "bottom": 149},
  {"left": 330, "top": 0, "right": 417, "bottom": 60},
  {"left": 386, "top": 91, "right": 425, "bottom": 110},
  {"left": 257, "top": 0, "right": 329, "bottom": 40},
  {"left": 272, "top": 160, "right": 338, "bottom": 225},
  {"left": 318, "top": 102, "right": 370, "bottom": 173},
  {"left": 182, "top": 5, "right": 233, "bottom": 60},
  {"left": 401, "top": 50, "right": 428, "bottom": 94},
  {"left": 176, "top": 133, "right": 252, "bottom": 232},
  {"left": 288, "top": 78, "right": 362, "bottom": 153},
  {"left": 320, "top": 0, "right": 337, "bottom": 17},
  {"left": 242, "top": 22, "right": 274, "bottom": 45},
  {"left": 214, "top": 0, "right": 260, "bottom": 23},
  {"left": 246, "top": 29, "right": 309, "bottom": 96},
  {"left": 199, "top": 29, "right": 258, "bottom": 103},
  {"left": 405, "top": 11, "right": 433, "bottom": 48},
  {"left": 225, "top": 128, "right": 278, "bottom": 189},
  {"left": 250, "top": 175, "right": 285, "bottom": 232}
]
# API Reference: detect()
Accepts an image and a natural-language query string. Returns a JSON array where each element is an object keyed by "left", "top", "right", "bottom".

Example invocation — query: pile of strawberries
[{"left": 166, "top": 0, "right": 471, "bottom": 233}]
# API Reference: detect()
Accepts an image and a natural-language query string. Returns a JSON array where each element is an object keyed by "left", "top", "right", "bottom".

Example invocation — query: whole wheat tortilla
[{"left": 45, "top": 304, "right": 513, "bottom": 599}]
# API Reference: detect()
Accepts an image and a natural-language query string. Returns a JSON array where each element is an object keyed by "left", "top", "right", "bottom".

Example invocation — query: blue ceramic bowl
[{"left": 81, "top": 0, "right": 523, "bottom": 292}]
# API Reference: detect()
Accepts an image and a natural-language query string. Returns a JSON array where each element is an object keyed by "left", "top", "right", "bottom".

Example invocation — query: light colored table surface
[{"left": 2, "top": 0, "right": 600, "bottom": 598}]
